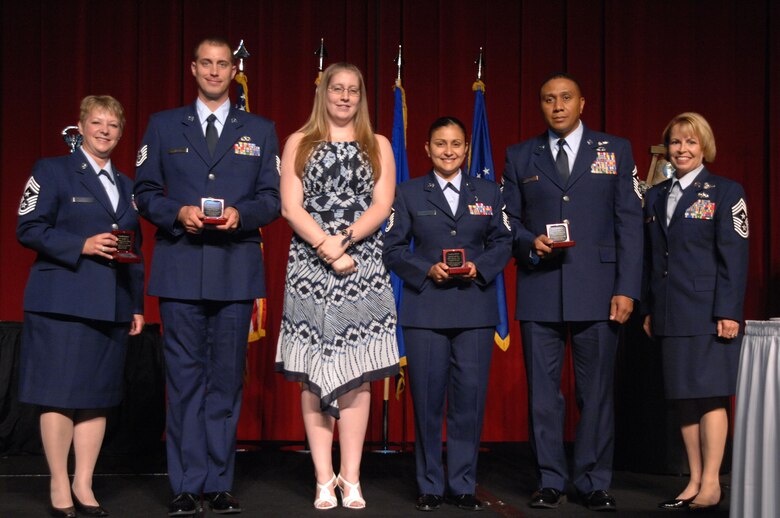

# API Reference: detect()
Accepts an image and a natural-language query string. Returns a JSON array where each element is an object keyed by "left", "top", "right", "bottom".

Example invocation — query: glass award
[
  {"left": 201, "top": 197, "right": 227, "bottom": 225},
  {"left": 546, "top": 222, "right": 575, "bottom": 248}
]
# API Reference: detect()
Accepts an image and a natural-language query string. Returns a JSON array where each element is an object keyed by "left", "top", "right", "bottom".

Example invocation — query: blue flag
[
  {"left": 468, "top": 81, "right": 510, "bottom": 351},
  {"left": 389, "top": 80, "right": 410, "bottom": 393}
]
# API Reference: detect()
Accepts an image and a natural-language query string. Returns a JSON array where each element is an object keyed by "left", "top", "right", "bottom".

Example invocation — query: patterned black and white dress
[{"left": 275, "top": 141, "right": 399, "bottom": 417}]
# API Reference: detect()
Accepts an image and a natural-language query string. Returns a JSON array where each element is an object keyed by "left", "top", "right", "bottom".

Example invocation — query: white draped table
[{"left": 730, "top": 320, "right": 780, "bottom": 518}]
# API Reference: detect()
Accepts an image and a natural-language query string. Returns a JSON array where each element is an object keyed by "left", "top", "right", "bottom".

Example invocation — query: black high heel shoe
[
  {"left": 658, "top": 494, "right": 697, "bottom": 510},
  {"left": 72, "top": 492, "right": 110, "bottom": 516},
  {"left": 48, "top": 505, "right": 76, "bottom": 518}
]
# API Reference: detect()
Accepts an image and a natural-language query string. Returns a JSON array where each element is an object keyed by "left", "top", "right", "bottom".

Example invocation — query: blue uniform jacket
[
  {"left": 133, "top": 103, "right": 280, "bottom": 301},
  {"left": 383, "top": 171, "right": 512, "bottom": 329},
  {"left": 641, "top": 168, "right": 749, "bottom": 336},
  {"left": 502, "top": 126, "right": 643, "bottom": 322},
  {"left": 16, "top": 149, "right": 144, "bottom": 322}
]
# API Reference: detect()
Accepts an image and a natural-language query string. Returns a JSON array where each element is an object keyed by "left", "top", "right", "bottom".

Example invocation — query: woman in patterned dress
[{"left": 275, "top": 63, "right": 399, "bottom": 510}]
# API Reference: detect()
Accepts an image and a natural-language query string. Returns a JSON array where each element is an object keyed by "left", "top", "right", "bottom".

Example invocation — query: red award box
[
  {"left": 442, "top": 248, "right": 470, "bottom": 275},
  {"left": 111, "top": 230, "right": 141, "bottom": 263}
]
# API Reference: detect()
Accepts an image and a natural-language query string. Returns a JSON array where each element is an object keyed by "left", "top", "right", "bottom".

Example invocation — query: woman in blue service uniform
[
  {"left": 16, "top": 95, "right": 145, "bottom": 518},
  {"left": 642, "top": 112, "right": 749, "bottom": 513},
  {"left": 383, "top": 116, "right": 512, "bottom": 512}
]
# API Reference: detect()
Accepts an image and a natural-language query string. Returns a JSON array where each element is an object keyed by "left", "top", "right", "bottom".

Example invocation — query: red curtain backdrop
[{"left": 2, "top": 0, "right": 779, "bottom": 444}]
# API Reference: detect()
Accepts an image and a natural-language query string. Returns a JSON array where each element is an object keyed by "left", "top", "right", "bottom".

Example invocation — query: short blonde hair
[
  {"left": 80, "top": 95, "right": 126, "bottom": 131},
  {"left": 662, "top": 112, "right": 716, "bottom": 163}
]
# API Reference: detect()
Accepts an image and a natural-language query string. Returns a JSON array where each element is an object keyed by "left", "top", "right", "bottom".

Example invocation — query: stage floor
[{"left": 0, "top": 443, "right": 730, "bottom": 517}]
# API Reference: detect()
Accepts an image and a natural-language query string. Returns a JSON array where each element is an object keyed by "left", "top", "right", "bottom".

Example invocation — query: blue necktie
[
  {"left": 555, "top": 138, "right": 569, "bottom": 183},
  {"left": 97, "top": 169, "right": 114, "bottom": 184},
  {"left": 206, "top": 114, "right": 218, "bottom": 156}
]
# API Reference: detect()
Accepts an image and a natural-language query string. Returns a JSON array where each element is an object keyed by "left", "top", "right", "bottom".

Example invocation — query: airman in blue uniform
[
  {"left": 384, "top": 117, "right": 512, "bottom": 512},
  {"left": 501, "top": 73, "right": 643, "bottom": 512},
  {"left": 133, "top": 37, "right": 280, "bottom": 516},
  {"left": 643, "top": 113, "right": 748, "bottom": 512}
]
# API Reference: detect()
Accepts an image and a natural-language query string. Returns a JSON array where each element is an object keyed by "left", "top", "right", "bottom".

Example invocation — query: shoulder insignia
[
  {"left": 731, "top": 198, "right": 749, "bottom": 238},
  {"left": 632, "top": 166, "right": 642, "bottom": 200},
  {"left": 384, "top": 208, "right": 395, "bottom": 233},
  {"left": 276, "top": 155, "right": 281, "bottom": 176},
  {"left": 136, "top": 144, "right": 148, "bottom": 167},
  {"left": 502, "top": 204, "right": 511, "bottom": 231},
  {"left": 18, "top": 176, "right": 41, "bottom": 216}
]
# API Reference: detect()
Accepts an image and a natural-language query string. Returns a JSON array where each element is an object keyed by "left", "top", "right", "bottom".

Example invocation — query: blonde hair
[
  {"left": 80, "top": 95, "right": 126, "bottom": 131},
  {"left": 662, "top": 112, "right": 716, "bottom": 163},
  {"left": 294, "top": 63, "right": 380, "bottom": 180}
]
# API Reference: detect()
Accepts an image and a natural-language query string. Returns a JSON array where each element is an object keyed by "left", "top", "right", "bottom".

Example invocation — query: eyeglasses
[{"left": 327, "top": 85, "right": 361, "bottom": 97}]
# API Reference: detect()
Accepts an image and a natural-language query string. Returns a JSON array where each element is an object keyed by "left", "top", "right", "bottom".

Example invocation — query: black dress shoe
[
  {"left": 48, "top": 506, "right": 76, "bottom": 518},
  {"left": 416, "top": 494, "right": 443, "bottom": 511},
  {"left": 658, "top": 495, "right": 697, "bottom": 510},
  {"left": 168, "top": 493, "right": 200, "bottom": 517},
  {"left": 73, "top": 492, "right": 110, "bottom": 516},
  {"left": 529, "top": 487, "right": 565, "bottom": 508},
  {"left": 446, "top": 494, "right": 484, "bottom": 511},
  {"left": 206, "top": 491, "right": 242, "bottom": 514},
  {"left": 582, "top": 490, "right": 617, "bottom": 512}
]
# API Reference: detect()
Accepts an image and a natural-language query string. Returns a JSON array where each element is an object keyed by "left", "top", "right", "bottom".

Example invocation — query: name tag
[
  {"left": 522, "top": 175, "right": 539, "bottom": 184},
  {"left": 72, "top": 197, "right": 95, "bottom": 203},
  {"left": 417, "top": 210, "right": 436, "bottom": 216},
  {"left": 167, "top": 147, "right": 189, "bottom": 154}
]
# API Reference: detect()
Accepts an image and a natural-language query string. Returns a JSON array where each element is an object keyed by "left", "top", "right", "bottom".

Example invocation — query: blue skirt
[
  {"left": 18, "top": 311, "right": 128, "bottom": 409},
  {"left": 660, "top": 333, "right": 742, "bottom": 399}
]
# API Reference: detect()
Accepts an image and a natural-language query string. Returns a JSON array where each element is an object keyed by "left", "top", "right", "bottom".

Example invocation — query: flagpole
[
  {"left": 233, "top": 40, "right": 251, "bottom": 113},
  {"left": 476, "top": 46, "right": 484, "bottom": 82},
  {"left": 467, "top": 46, "right": 512, "bottom": 353},
  {"left": 314, "top": 38, "right": 327, "bottom": 86},
  {"left": 373, "top": 44, "right": 406, "bottom": 455}
]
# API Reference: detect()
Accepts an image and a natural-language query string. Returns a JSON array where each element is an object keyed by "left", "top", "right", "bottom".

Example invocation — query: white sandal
[
  {"left": 314, "top": 474, "right": 338, "bottom": 510},
  {"left": 337, "top": 474, "right": 366, "bottom": 509}
]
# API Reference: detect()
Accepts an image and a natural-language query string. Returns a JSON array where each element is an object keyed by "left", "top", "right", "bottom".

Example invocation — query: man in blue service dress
[
  {"left": 133, "top": 37, "right": 280, "bottom": 516},
  {"left": 501, "top": 73, "right": 643, "bottom": 512}
]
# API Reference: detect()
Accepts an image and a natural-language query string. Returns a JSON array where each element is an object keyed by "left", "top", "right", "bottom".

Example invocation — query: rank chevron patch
[
  {"left": 731, "top": 198, "right": 749, "bottom": 238},
  {"left": 18, "top": 176, "right": 40, "bottom": 215}
]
